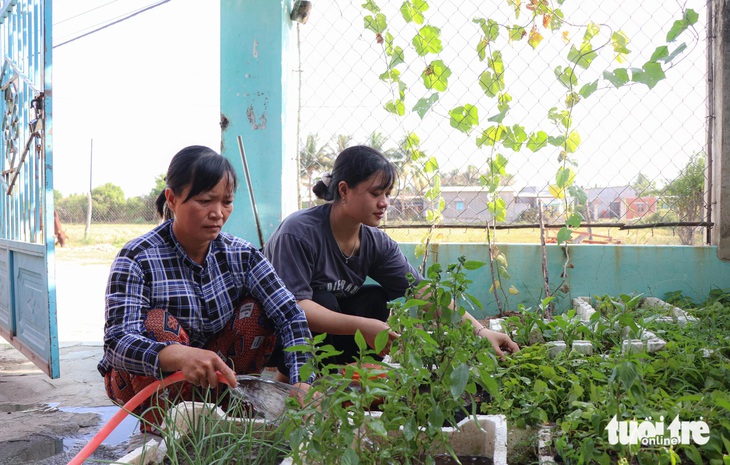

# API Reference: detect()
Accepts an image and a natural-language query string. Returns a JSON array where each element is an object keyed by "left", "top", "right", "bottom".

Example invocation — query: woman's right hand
[
  {"left": 359, "top": 317, "right": 400, "bottom": 356},
  {"left": 159, "top": 344, "right": 237, "bottom": 389}
]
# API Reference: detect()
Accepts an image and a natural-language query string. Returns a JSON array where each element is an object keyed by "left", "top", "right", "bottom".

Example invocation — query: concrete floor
[{"left": 0, "top": 261, "right": 135, "bottom": 464}]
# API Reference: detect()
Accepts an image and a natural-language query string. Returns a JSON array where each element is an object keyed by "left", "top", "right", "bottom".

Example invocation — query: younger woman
[{"left": 264, "top": 145, "right": 518, "bottom": 380}]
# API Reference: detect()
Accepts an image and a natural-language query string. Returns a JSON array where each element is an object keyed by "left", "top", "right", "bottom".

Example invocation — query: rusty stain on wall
[
  {"left": 252, "top": 39, "right": 259, "bottom": 59},
  {"left": 246, "top": 103, "right": 268, "bottom": 130}
]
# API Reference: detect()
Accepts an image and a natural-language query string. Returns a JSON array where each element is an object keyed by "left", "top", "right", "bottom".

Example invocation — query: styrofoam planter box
[
  {"left": 282, "top": 411, "right": 508, "bottom": 465},
  {"left": 365, "top": 411, "right": 507, "bottom": 465},
  {"left": 116, "top": 401, "right": 274, "bottom": 465},
  {"left": 118, "top": 402, "right": 507, "bottom": 465}
]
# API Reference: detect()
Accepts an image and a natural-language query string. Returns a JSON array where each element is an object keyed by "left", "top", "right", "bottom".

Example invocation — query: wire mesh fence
[{"left": 293, "top": 0, "right": 710, "bottom": 245}]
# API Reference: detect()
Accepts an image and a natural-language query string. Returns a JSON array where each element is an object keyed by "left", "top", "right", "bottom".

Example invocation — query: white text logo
[{"left": 606, "top": 415, "right": 710, "bottom": 446}]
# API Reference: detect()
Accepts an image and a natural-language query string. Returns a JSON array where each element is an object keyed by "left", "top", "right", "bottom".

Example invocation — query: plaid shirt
[{"left": 98, "top": 220, "right": 312, "bottom": 384}]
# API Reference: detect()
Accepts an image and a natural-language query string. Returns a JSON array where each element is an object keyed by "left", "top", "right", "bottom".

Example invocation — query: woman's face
[
  {"left": 340, "top": 171, "right": 392, "bottom": 227},
  {"left": 167, "top": 175, "right": 234, "bottom": 248}
]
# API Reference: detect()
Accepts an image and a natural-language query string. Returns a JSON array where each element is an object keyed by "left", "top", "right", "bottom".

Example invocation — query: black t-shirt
[{"left": 264, "top": 204, "right": 421, "bottom": 301}]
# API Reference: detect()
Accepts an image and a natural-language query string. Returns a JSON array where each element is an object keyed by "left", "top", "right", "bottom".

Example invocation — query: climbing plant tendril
[{"left": 361, "top": 0, "right": 699, "bottom": 313}]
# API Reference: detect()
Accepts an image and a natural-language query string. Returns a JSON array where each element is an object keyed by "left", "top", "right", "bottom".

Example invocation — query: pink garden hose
[{"left": 67, "top": 371, "right": 231, "bottom": 465}]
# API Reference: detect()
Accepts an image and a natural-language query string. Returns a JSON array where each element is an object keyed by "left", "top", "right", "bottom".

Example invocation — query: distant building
[
  {"left": 585, "top": 186, "right": 637, "bottom": 220},
  {"left": 387, "top": 195, "right": 426, "bottom": 221},
  {"left": 440, "top": 186, "right": 525, "bottom": 223},
  {"left": 624, "top": 196, "right": 658, "bottom": 220}
]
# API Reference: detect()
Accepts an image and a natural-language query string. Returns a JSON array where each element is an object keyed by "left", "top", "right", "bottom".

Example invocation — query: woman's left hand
[{"left": 477, "top": 327, "right": 520, "bottom": 357}]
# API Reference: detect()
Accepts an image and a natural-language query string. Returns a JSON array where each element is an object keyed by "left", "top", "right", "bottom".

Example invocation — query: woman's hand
[
  {"left": 159, "top": 344, "right": 237, "bottom": 389},
  {"left": 359, "top": 317, "right": 400, "bottom": 356},
  {"left": 476, "top": 327, "right": 520, "bottom": 357}
]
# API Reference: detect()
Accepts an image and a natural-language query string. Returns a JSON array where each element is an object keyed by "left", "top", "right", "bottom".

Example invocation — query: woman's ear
[
  {"left": 337, "top": 181, "right": 348, "bottom": 200},
  {"left": 164, "top": 188, "right": 177, "bottom": 213}
]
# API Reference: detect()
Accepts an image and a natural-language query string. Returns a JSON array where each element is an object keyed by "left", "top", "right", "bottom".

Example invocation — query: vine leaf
[
  {"left": 548, "top": 135, "right": 565, "bottom": 147},
  {"left": 549, "top": 184, "right": 565, "bottom": 199},
  {"left": 568, "top": 185, "right": 588, "bottom": 205},
  {"left": 631, "top": 62, "right": 665, "bottom": 89},
  {"left": 566, "top": 212, "right": 583, "bottom": 229},
  {"left": 385, "top": 99, "right": 406, "bottom": 116},
  {"left": 488, "top": 105, "right": 509, "bottom": 123},
  {"left": 480, "top": 73, "right": 501, "bottom": 99},
  {"left": 503, "top": 125, "right": 528, "bottom": 151},
  {"left": 556, "top": 226, "right": 572, "bottom": 245},
  {"left": 413, "top": 93, "right": 439, "bottom": 119},
  {"left": 555, "top": 66, "right": 578, "bottom": 89},
  {"left": 603, "top": 68, "right": 629, "bottom": 87},
  {"left": 488, "top": 197, "right": 507, "bottom": 222},
  {"left": 556, "top": 166, "right": 576, "bottom": 188},
  {"left": 424, "top": 156, "right": 439, "bottom": 173},
  {"left": 568, "top": 43, "right": 597, "bottom": 69},
  {"left": 413, "top": 25, "right": 443, "bottom": 56},
  {"left": 476, "top": 37, "right": 488, "bottom": 61},
  {"left": 378, "top": 69, "right": 400, "bottom": 83},
  {"left": 422, "top": 59, "right": 451, "bottom": 91},
  {"left": 666, "top": 8, "right": 699, "bottom": 42},
  {"left": 476, "top": 125, "right": 505, "bottom": 147},
  {"left": 400, "top": 1, "right": 428, "bottom": 24},
  {"left": 548, "top": 107, "right": 571, "bottom": 129},
  {"left": 565, "top": 92, "right": 580, "bottom": 109},
  {"left": 579, "top": 80, "right": 598, "bottom": 99},
  {"left": 508, "top": 25, "right": 526, "bottom": 42},
  {"left": 490, "top": 153, "right": 508, "bottom": 176},
  {"left": 653, "top": 43, "right": 687, "bottom": 63},
  {"left": 550, "top": 8, "right": 565, "bottom": 31},
  {"left": 362, "top": 0, "right": 380, "bottom": 13},
  {"left": 449, "top": 104, "right": 479, "bottom": 133},
  {"left": 507, "top": 0, "right": 521, "bottom": 19},
  {"left": 611, "top": 30, "right": 631, "bottom": 63},
  {"left": 528, "top": 25, "right": 543, "bottom": 49},
  {"left": 364, "top": 13, "right": 387, "bottom": 34},
  {"left": 388, "top": 46, "right": 405, "bottom": 69},
  {"left": 473, "top": 17, "right": 500, "bottom": 44},
  {"left": 527, "top": 131, "right": 548, "bottom": 152},
  {"left": 565, "top": 130, "right": 581, "bottom": 153}
]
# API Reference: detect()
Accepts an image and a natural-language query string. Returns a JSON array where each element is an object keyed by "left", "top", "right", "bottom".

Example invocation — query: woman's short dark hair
[
  {"left": 313, "top": 145, "right": 397, "bottom": 201},
  {"left": 156, "top": 145, "right": 238, "bottom": 218}
]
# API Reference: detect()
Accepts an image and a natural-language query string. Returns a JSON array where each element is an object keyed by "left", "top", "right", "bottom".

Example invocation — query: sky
[
  {"left": 50, "top": 0, "right": 708, "bottom": 200},
  {"left": 52, "top": 0, "right": 220, "bottom": 198}
]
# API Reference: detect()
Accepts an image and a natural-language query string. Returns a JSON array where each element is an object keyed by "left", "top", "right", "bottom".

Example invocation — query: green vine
[{"left": 362, "top": 0, "right": 699, "bottom": 313}]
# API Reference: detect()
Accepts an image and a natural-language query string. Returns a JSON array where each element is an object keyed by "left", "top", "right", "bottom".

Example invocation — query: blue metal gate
[{"left": 0, "top": 0, "right": 57, "bottom": 378}]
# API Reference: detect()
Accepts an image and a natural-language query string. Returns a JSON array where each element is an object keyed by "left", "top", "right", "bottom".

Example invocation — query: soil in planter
[
  {"left": 432, "top": 455, "right": 493, "bottom": 464},
  {"left": 446, "top": 387, "right": 493, "bottom": 426}
]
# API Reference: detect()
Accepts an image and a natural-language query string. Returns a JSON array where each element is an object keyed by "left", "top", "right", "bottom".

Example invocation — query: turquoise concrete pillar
[{"left": 220, "top": 1, "right": 298, "bottom": 247}]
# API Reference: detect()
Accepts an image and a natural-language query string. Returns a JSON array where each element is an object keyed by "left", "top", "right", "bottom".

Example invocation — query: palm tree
[
  {"left": 386, "top": 136, "right": 430, "bottom": 197},
  {"left": 366, "top": 131, "right": 389, "bottom": 152},
  {"left": 299, "top": 133, "right": 333, "bottom": 207}
]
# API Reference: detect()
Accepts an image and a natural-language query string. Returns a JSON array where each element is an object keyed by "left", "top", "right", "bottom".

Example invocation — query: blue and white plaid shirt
[{"left": 98, "top": 220, "right": 312, "bottom": 384}]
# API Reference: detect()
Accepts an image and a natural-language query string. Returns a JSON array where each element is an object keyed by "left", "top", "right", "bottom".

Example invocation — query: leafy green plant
[
  {"left": 283, "top": 257, "right": 502, "bottom": 464},
  {"left": 488, "top": 292, "right": 730, "bottom": 465}
]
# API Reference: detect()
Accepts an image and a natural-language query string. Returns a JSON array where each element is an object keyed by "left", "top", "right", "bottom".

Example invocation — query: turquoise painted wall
[
  {"left": 220, "top": 1, "right": 297, "bottom": 247},
  {"left": 398, "top": 243, "right": 730, "bottom": 318}
]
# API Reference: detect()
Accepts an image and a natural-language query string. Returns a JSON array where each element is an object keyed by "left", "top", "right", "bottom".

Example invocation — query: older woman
[{"left": 98, "top": 145, "right": 311, "bottom": 434}]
